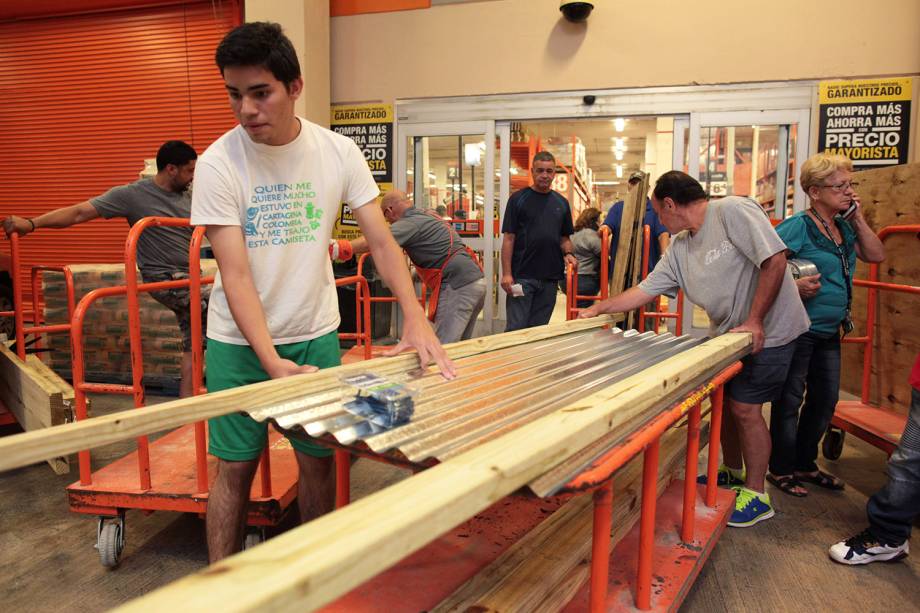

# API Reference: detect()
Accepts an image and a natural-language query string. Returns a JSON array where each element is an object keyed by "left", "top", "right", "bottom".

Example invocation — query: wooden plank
[
  {"left": 625, "top": 174, "right": 652, "bottom": 329},
  {"left": 113, "top": 333, "right": 749, "bottom": 613},
  {"left": 0, "top": 344, "right": 71, "bottom": 473},
  {"left": 841, "top": 162, "right": 920, "bottom": 413},
  {"left": 0, "top": 315, "right": 622, "bottom": 473},
  {"left": 433, "top": 417, "right": 693, "bottom": 612},
  {"left": 608, "top": 177, "right": 647, "bottom": 298}
]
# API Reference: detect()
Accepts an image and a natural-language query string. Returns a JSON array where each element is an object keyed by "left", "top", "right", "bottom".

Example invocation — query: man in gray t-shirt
[
  {"left": 344, "top": 190, "right": 485, "bottom": 344},
  {"left": 581, "top": 171, "right": 809, "bottom": 529},
  {"left": 2, "top": 140, "right": 206, "bottom": 398}
]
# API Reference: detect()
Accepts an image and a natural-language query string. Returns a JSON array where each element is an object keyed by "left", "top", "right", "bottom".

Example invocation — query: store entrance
[{"left": 395, "top": 107, "right": 810, "bottom": 339}]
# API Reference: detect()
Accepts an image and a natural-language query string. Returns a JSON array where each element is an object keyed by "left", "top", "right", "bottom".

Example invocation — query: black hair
[
  {"left": 532, "top": 151, "right": 556, "bottom": 166},
  {"left": 652, "top": 170, "right": 708, "bottom": 205},
  {"left": 215, "top": 21, "right": 301, "bottom": 88},
  {"left": 156, "top": 141, "right": 197, "bottom": 172}
]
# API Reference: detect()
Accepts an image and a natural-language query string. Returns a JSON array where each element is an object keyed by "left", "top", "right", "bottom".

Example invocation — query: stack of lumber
[
  {"left": 41, "top": 261, "right": 216, "bottom": 390},
  {"left": 431, "top": 417, "right": 700, "bottom": 612},
  {"left": 0, "top": 318, "right": 748, "bottom": 610},
  {"left": 0, "top": 342, "right": 76, "bottom": 474}
]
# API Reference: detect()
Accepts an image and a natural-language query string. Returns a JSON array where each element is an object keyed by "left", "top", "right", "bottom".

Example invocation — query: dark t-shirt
[
  {"left": 91, "top": 178, "right": 193, "bottom": 278},
  {"left": 389, "top": 208, "right": 482, "bottom": 289},
  {"left": 602, "top": 197, "right": 668, "bottom": 274},
  {"left": 501, "top": 187, "right": 574, "bottom": 281}
]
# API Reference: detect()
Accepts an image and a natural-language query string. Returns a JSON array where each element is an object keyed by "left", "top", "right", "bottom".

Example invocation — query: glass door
[
  {"left": 396, "top": 121, "right": 503, "bottom": 335},
  {"left": 679, "top": 109, "right": 811, "bottom": 337}
]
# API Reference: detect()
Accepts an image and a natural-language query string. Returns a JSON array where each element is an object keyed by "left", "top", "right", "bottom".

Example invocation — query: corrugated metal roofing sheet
[{"left": 247, "top": 328, "right": 703, "bottom": 465}]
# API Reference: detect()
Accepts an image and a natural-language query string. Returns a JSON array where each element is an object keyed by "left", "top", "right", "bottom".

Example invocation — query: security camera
[
  {"left": 583, "top": 95, "right": 596, "bottom": 106},
  {"left": 560, "top": 1, "right": 594, "bottom": 23}
]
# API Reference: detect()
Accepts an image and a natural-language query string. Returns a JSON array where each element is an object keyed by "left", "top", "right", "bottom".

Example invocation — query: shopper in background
[
  {"left": 564, "top": 207, "right": 603, "bottom": 308},
  {"left": 600, "top": 170, "right": 669, "bottom": 276},
  {"left": 500, "top": 150, "right": 577, "bottom": 331},
  {"left": 193, "top": 22, "right": 453, "bottom": 563},
  {"left": 768, "top": 153, "right": 885, "bottom": 497},
  {"left": 344, "top": 190, "right": 486, "bottom": 344},
  {"left": 830, "top": 352, "right": 920, "bottom": 564},
  {"left": 2, "top": 140, "right": 207, "bottom": 399},
  {"left": 580, "top": 170, "right": 809, "bottom": 528}
]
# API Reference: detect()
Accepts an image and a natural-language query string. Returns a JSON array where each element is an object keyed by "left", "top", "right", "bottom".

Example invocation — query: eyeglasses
[
  {"left": 533, "top": 168, "right": 556, "bottom": 175},
  {"left": 820, "top": 181, "right": 856, "bottom": 192}
]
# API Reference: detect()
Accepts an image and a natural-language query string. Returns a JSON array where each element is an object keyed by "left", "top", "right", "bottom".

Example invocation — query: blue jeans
[
  {"left": 769, "top": 331, "right": 841, "bottom": 475},
  {"left": 867, "top": 387, "right": 920, "bottom": 544},
  {"left": 505, "top": 278, "right": 558, "bottom": 332}
]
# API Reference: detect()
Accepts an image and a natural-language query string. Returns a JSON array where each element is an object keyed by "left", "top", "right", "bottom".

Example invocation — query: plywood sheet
[{"left": 842, "top": 162, "right": 920, "bottom": 414}]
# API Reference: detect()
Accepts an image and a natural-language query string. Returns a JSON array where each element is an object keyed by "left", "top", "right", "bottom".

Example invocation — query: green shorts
[{"left": 207, "top": 331, "right": 341, "bottom": 461}]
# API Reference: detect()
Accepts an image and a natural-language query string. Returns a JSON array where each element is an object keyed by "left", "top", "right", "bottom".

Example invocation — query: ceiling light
[
  {"left": 615, "top": 165, "right": 623, "bottom": 178},
  {"left": 407, "top": 169, "right": 414, "bottom": 175},
  {"left": 614, "top": 137, "right": 626, "bottom": 149},
  {"left": 614, "top": 150, "right": 624, "bottom": 161},
  {"left": 614, "top": 118, "right": 625, "bottom": 132}
]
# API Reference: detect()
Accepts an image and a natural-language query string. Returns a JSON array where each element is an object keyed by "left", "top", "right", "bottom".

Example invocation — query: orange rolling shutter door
[{"left": 0, "top": 2, "right": 240, "bottom": 305}]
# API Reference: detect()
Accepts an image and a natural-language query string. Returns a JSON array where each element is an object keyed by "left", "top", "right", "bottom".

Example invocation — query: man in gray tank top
[
  {"left": 3, "top": 141, "right": 207, "bottom": 398},
  {"left": 581, "top": 170, "right": 809, "bottom": 529},
  {"left": 344, "top": 190, "right": 486, "bottom": 344}
]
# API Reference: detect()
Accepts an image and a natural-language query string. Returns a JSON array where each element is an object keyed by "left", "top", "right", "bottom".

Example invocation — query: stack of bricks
[{"left": 42, "top": 262, "right": 216, "bottom": 393}]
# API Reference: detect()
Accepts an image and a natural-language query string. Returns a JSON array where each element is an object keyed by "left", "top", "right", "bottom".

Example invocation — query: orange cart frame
[
  {"left": 826, "top": 224, "right": 920, "bottom": 459},
  {"left": 58, "top": 216, "right": 371, "bottom": 566},
  {"left": 326, "top": 359, "right": 742, "bottom": 612}
]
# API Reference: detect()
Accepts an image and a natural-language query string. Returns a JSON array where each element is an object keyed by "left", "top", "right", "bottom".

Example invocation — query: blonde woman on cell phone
[{"left": 767, "top": 153, "right": 885, "bottom": 497}]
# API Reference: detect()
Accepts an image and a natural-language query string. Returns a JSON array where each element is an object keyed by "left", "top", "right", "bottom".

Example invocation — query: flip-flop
[
  {"left": 795, "top": 470, "right": 845, "bottom": 490},
  {"left": 766, "top": 473, "right": 808, "bottom": 497}
]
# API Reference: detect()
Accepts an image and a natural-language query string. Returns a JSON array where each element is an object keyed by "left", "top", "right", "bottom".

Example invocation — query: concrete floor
[{"left": 1, "top": 386, "right": 918, "bottom": 611}]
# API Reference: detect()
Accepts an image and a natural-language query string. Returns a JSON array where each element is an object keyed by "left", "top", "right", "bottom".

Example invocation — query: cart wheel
[
  {"left": 243, "top": 528, "right": 265, "bottom": 551},
  {"left": 822, "top": 428, "right": 846, "bottom": 460},
  {"left": 96, "top": 516, "right": 126, "bottom": 568}
]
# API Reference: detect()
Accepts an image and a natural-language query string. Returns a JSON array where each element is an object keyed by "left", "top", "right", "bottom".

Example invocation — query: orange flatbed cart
[{"left": 823, "top": 225, "right": 920, "bottom": 460}]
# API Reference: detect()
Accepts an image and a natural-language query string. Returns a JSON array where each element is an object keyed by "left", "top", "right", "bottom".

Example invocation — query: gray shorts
[
  {"left": 726, "top": 339, "right": 796, "bottom": 404},
  {"left": 144, "top": 271, "right": 210, "bottom": 352}
]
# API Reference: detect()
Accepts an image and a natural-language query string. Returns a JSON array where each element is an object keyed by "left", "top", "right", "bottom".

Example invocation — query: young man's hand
[
  {"left": 382, "top": 317, "right": 456, "bottom": 379},
  {"left": 263, "top": 356, "right": 319, "bottom": 379}
]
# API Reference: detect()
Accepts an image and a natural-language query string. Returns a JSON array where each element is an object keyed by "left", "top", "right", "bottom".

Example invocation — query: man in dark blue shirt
[
  {"left": 601, "top": 170, "right": 669, "bottom": 277},
  {"left": 500, "top": 151, "right": 576, "bottom": 331}
]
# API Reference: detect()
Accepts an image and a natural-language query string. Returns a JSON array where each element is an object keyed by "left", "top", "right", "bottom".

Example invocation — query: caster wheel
[
  {"left": 96, "top": 516, "right": 125, "bottom": 568},
  {"left": 243, "top": 528, "right": 265, "bottom": 550},
  {"left": 822, "top": 429, "right": 845, "bottom": 460}
]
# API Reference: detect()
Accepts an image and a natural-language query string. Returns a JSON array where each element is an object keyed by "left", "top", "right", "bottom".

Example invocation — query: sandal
[
  {"left": 795, "top": 470, "right": 845, "bottom": 490},
  {"left": 766, "top": 473, "right": 808, "bottom": 497}
]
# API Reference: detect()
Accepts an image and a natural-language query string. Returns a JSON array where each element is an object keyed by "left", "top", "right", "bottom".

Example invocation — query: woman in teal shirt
[{"left": 768, "top": 153, "right": 885, "bottom": 497}]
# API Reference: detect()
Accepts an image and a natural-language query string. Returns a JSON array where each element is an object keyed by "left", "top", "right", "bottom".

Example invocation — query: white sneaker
[{"left": 829, "top": 529, "right": 909, "bottom": 565}]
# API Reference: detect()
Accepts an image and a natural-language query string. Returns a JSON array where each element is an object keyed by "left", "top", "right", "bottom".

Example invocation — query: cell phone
[{"left": 841, "top": 200, "right": 858, "bottom": 220}]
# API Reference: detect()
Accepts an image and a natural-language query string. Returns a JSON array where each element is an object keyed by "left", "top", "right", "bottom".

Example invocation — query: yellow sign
[
  {"left": 332, "top": 183, "right": 392, "bottom": 240},
  {"left": 818, "top": 77, "right": 912, "bottom": 168},
  {"left": 819, "top": 77, "right": 912, "bottom": 104},
  {"left": 330, "top": 103, "right": 394, "bottom": 125}
]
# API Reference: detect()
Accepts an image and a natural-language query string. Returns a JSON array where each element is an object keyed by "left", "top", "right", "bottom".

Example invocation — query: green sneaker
[
  {"left": 697, "top": 464, "right": 745, "bottom": 488},
  {"left": 728, "top": 487, "right": 774, "bottom": 527}
]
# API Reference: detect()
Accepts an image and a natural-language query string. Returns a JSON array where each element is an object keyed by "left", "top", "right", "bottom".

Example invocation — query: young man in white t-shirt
[{"left": 192, "top": 22, "right": 455, "bottom": 562}]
